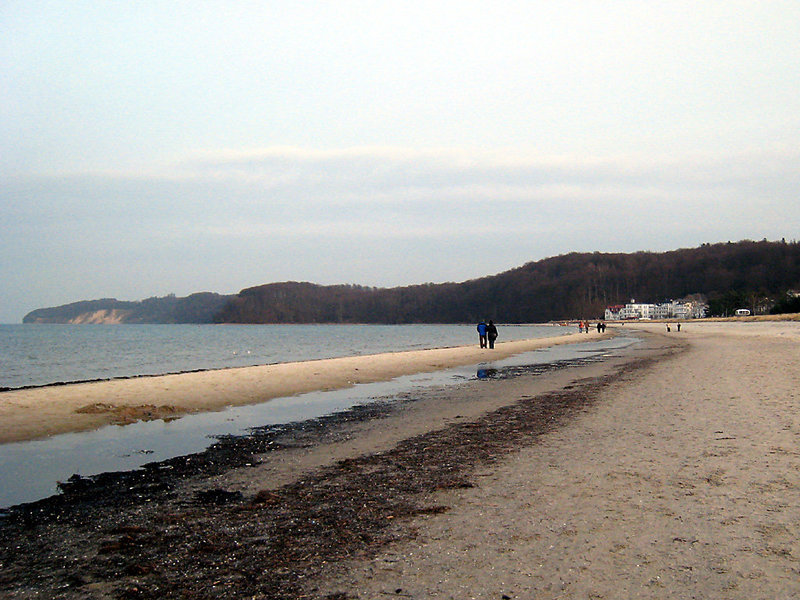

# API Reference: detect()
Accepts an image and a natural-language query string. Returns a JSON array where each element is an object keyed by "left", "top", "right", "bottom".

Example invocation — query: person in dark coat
[{"left": 487, "top": 320, "right": 498, "bottom": 349}]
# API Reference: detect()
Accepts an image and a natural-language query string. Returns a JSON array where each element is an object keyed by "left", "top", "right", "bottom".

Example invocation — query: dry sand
[
  {"left": 3, "top": 321, "right": 799, "bottom": 599},
  {"left": 314, "top": 321, "right": 800, "bottom": 599},
  {"left": 0, "top": 330, "right": 597, "bottom": 444}
]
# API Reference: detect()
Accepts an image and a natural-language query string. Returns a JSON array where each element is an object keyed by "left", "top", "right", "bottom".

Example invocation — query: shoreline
[
  {"left": 0, "top": 324, "right": 574, "bottom": 393},
  {"left": 0, "top": 322, "right": 572, "bottom": 392},
  {"left": 0, "top": 330, "right": 602, "bottom": 445},
  {"left": 0, "top": 327, "right": 664, "bottom": 598},
  {"left": 3, "top": 322, "right": 799, "bottom": 598}
]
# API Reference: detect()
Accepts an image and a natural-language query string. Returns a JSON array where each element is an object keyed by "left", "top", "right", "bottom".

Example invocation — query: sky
[{"left": 2, "top": 1, "right": 799, "bottom": 323}]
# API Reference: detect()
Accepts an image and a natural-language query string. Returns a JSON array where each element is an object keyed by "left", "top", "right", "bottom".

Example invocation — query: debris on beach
[
  {"left": 75, "top": 401, "right": 185, "bottom": 425},
  {"left": 0, "top": 353, "right": 662, "bottom": 599}
]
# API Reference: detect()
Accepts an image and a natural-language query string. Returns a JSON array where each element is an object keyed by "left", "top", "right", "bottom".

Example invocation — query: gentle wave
[{"left": 0, "top": 323, "right": 569, "bottom": 390}]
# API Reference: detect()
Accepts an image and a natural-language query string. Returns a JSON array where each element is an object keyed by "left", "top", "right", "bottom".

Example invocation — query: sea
[
  {"left": 0, "top": 323, "right": 638, "bottom": 508},
  {"left": 0, "top": 323, "right": 568, "bottom": 390}
]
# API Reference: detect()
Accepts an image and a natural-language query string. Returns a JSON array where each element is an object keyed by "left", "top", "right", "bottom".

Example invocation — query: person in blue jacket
[{"left": 477, "top": 320, "right": 488, "bottom": 348}]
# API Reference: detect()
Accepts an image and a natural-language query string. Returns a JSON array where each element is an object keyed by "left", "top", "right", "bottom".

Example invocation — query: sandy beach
[
  {"left": 1, "top": 320, "right": 799, "bottom": 599},
  {"left": 0, "top": 330, "right": 596, "bottom": 444},
  {"left": 316, "top": 320, "right": 800, "bottom": 598}
]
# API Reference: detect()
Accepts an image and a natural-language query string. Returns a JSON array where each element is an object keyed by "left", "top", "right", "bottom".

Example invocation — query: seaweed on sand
[{"left": 0, "top": 350, "right": 668, "bottom": 600}]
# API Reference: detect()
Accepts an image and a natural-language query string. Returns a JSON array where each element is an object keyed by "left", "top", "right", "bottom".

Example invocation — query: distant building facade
[
  {"left": 604, "top": 305, "right": 626, "bottom": 320},
  {"left": 605, "top": 298, "right": 707, "bottom": 321}
]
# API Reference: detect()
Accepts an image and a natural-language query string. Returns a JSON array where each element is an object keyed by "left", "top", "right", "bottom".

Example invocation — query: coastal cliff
[
  {"left": 23, "top": 293, "right": 231, "bottom": 324},
  {"left": 65, "top": 309, "right": 134, "bottom": 324}
]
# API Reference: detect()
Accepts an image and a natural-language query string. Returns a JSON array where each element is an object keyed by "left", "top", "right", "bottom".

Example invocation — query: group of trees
[
  {"left": 770, "top": 293, "right": 800, "bottom": 315},
  {"left": 216, "top": 240, "right": 800, "bottom": 323},
  {"left": 24, "top": 240, "right": 800, "bottom": 324}
]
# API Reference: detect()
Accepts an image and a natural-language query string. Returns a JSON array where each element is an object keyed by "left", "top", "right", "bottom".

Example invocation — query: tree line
[
  {"left": 23, "top": 240, "right": 800, "bottom": 324},
  {"left": 215, "top": 240, "right": 800, "bottom": 323}
]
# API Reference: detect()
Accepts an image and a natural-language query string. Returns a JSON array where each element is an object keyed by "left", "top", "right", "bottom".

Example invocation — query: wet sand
[
  {"left": 0, "top": 330, "right": 597, "bottom": 444},
  {"left": 316, "top": 321, "right": 800, "bottom": 598},
  {"left": 1, "top": 321, "right": 799, "bottom": 599}
]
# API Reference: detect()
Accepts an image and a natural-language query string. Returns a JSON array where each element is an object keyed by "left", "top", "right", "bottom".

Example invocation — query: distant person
[
  {"left": 677, "top": 323, "right": 681, "bottom": 332},
  {"left": 487, "top": 320, "right": 498, "bottom": 349},
  {"left": 477, "top": 320, "right": 488, "bottom": 348},
  {"left": 597, "top": 321, "right": 602, "bottom": 333},
  {"left": 666, "top": 323, "right": 671, "bottom": 332},
  {"left": 578, "top": 321, "right": 584, "bottom": 333}
]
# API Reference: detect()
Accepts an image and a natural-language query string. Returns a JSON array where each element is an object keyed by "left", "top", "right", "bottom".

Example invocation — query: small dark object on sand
[{"left": 193, "top": 489, "right": 244, "bottom": 505}]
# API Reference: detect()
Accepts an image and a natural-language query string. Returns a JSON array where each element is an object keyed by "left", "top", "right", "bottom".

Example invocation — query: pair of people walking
[{"left": 477, "top": 320, "right": 498, "bottom": 349}]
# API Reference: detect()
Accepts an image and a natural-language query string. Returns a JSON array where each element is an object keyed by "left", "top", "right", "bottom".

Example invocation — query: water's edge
[
  {"left": 0, "top": 335, "right": 638, "bottom": 509},
  {"left": 0, "top": 323, "right": 571, "bottom": 390}
]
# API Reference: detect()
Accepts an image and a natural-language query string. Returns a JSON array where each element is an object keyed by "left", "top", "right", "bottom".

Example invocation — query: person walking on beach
[
  {"left": 477, "top": 320, "right": 488, "bottom": 348},
  {"left": 487, "top": 320, "right": 498, "bottom": 349}
]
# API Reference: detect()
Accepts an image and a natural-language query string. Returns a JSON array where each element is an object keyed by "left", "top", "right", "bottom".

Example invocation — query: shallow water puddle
[{"left": 0, "top": 336, "right": 638, "bottom": 508}]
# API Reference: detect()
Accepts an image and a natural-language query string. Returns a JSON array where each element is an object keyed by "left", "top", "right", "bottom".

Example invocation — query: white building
[
  {"left": 604, "top": 305, "right": 625, "bottom": 320},
  {"left": 606, "top": 298, "right": 707, "bottom": 320},
  {"left": 619, "top": 301, "right": 656, "bottom": 320},
  {"left": 653, "top": 303, "right": 670, "bottom": 320}
]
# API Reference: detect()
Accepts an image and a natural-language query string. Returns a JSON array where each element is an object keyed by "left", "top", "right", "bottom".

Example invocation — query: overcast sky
[{"left": 2, "top": 1, "right": 799, "bottom": 322}]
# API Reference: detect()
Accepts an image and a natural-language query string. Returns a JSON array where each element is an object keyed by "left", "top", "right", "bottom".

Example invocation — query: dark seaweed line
[{"left": 0, "top": 344, "right": 676, "bottom": 599}]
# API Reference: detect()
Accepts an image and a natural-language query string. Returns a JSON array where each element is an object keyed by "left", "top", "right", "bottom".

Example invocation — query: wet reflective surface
[{"left": 0, "top": 335, "right": 638, "bottom": 508}]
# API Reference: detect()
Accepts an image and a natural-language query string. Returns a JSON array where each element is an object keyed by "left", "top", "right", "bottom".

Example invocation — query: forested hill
[
  {"left": 23, "top": 293, "right": 232, "bottom": 324},
  {"left": 23, "top": 240, "right": 800, "bottom": 324},
  {"left": 215, "top": 240, "right": 800, "bottom": 323}
]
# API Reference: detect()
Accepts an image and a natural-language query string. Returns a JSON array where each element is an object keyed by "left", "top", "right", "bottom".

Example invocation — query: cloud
[
  {"left": 163, "top": 144, "right": 800, "bottom": 202},
  {"left": 5, "top": 145, "right": 799, "bottom": 236}
]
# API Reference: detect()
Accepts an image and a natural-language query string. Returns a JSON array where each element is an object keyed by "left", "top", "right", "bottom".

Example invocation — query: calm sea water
[
  {"left": 0, "top": 334, "right": 640, "bottom": 508},
  {"left": 0, "top": 323, "right": 568, "bottom": 390}
]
